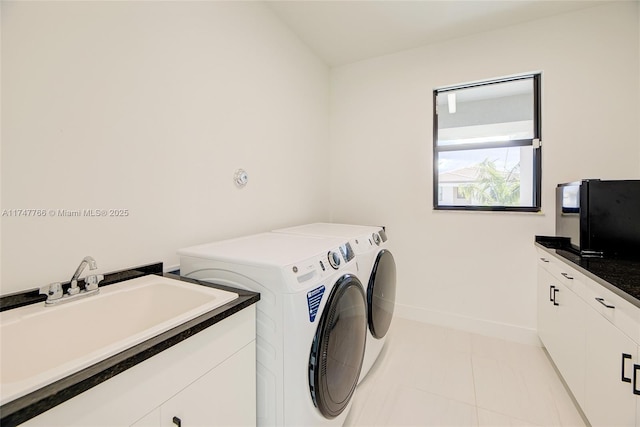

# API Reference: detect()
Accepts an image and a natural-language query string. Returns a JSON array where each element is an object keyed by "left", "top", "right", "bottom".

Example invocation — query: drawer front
[
  {"left": 582, "top": 278, "right": 640, "bottom": 345},
  {"left": 537, "top": 251, "right": 585, "bottom": 296}
]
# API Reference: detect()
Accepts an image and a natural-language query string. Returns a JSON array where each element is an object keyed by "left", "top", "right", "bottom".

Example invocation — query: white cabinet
[
  {"left": 24, "top": 306, "right": 256, "bottom": 427},
  {"left": 536, "top": 249, "right": 640, "bottom": 427},
  {"left": 132, "top": 342, "right": 256, "bottom": 427},
  {"left": 536, "top": 260, "right": 586, "bottom": 405},
  {"left": 584, "top": 304, "right": 638, "bottom": 427},
  {"left": 161, "top": 342, "right": 255, "bottom": 427},
  {"left": 131, "top": 408, "right": 161, "bottom": 427}
]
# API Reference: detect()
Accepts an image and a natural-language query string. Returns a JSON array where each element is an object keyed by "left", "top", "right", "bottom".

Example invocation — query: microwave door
[{"left": 556, "top": 184, "right": 581, "bottom": 251}]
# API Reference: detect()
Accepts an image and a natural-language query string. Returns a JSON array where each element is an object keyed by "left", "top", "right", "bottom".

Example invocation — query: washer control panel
[
  {"left": 339, "top": 242, "right": 355, "bottom": 262},
  {"left": 327, "top": 251, "right": 341, "bottom": 269},
  {"left": 285, "top": 241, "right": 355, "bottom": 290}
]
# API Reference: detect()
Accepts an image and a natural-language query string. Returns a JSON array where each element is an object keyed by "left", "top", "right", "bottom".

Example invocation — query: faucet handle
[
  {"left": 40, "top": 282, "right": 63, "bottom": 302},
  {"left": 85, "top": 274, "right": 104, "bottom": 291}
]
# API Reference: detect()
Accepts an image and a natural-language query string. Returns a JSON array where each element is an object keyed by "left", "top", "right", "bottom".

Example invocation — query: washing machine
[
  {"left": 178, "top": 232, "right": 367, "bottom": 427},
  {"left": 272, "top": 223, "right": 396, "bottom": 383}
]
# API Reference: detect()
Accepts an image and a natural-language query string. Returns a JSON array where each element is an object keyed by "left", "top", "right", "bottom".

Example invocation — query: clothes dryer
[
  {"left": 178, "top": 232, "right": 366, "bottom": 427},
  {"left": 272, "top": 223, "right": 396, "bottom": 383}
]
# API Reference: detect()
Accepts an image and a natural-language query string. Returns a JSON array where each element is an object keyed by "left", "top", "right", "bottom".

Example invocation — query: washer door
[
  {"left": 309, "top": 274, "right": 367, "bottom": 419},
  {"left": 368, "top": 249, "right": 397, "bottom": 339}
]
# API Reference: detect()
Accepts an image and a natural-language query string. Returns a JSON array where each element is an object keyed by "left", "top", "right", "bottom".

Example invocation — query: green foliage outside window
[{"left": 459, "top": 159, "right": 521, "bottom": 206}]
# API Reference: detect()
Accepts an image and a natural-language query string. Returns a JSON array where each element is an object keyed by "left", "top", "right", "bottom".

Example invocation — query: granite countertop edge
[
  {"left": 535, "top": 236, "right": 640, "bottom": 309},
  {"left": 0, "top": 272, "right": 260, "bottom": 427}
]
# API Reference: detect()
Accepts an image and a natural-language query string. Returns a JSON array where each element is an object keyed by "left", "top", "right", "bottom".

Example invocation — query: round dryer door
[
  {"left": 368, "top": 249, "right": 397, "bottom": 339},
  {"left": 309, "top": 274, "right": 366, "bottom": 419}
]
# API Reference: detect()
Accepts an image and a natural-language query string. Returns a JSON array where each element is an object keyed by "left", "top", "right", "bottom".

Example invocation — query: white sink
[{"left": 0, "top": 275, "right": 238, "bottom": 405}]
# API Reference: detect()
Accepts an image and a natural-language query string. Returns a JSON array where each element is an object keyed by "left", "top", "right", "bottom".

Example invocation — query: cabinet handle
[
  {"left": 540, "top": 258, "right": 549, "bottom": 263},
  {"left": 633, "top": 365, "right": 640, "bottom": 395},
  {"left": 560, "top": 272, "right": 573, "bottom": 280},
  {"left": 549, "top": 285, "right": 555, "bottom": 302},
  {"left": 173, "top": 416, "right": 182, "bottom": 427},
  {"left": 622, "top": 353, "right": 632, "bottom": 383},
  {"left": 552, "top": 287, "right": 559, "bottom": 306},
  {"left": 595, "top": 297, "right": 615, "bottom": 309}
]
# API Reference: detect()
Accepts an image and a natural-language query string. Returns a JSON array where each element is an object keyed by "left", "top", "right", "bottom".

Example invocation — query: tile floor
[{"left": 344, "top": 317, "right": 588, "bottom": 427}]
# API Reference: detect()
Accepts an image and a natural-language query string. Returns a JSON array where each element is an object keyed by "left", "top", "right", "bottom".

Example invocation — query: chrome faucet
[
  {"left": 40, "top": 255, "right": 103, "bottom": 305},
  {"left": 69, "top": 256, "right": 98, "bottom": 295}
]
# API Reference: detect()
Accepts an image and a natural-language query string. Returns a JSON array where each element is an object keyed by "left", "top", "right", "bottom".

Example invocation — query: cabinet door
[
  {"left": 131, "top": 408, "right": 161, "bottom": 427},
  {"left": 537, "top": 263, "right": 557, "bottom": 350},
  {"left": 584, "top": 305, "right": 638, "bottom": 427},
  {"left": 537, "top": 265, "right": 586, "bottom": 405},
  {"left": 160, "top": 342, "right": 256, "bottom": 427}
]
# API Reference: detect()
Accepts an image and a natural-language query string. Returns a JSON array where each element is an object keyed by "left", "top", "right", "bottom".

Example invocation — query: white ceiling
[{"left": 267, "top": 0, "right": 615, "bottom": 66}]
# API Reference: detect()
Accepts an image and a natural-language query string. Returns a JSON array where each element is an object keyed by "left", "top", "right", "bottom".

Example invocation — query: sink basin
[{"left": 0, "top": 275, "right": 238, "bottom": 405}]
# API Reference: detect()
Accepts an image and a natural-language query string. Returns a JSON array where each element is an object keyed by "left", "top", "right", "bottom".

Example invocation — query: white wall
[
  {"left": 329, "top": 2, "right": 640, "bottom": 344},
  {"left": 1, "top": 1, "right": 330, "bottom": 294},
  {"left": 0, "top": 3, "right": 3, "bottom": 289}
]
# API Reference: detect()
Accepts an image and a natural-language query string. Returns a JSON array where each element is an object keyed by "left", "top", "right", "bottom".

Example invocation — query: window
[{"left": 433, "top": 74, "right": 541, "bottom": 211}]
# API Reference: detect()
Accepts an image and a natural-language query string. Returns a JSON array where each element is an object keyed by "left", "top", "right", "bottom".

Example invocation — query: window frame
[{"left": 432, "top": 73, "right": 542, "bottom": 212}]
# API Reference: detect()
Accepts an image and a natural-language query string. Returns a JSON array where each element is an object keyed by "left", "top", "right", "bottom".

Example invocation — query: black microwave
[{"left": 556, "top": 179, "right": 640, "bottom": 257}]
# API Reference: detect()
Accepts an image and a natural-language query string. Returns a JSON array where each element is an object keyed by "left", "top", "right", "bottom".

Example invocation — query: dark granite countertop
[
  {"left": 535, "top": 236, "right": 640, "bottom": 308},
  {"left": 0, "top": 265, "right": 260, "bottom": 427}
]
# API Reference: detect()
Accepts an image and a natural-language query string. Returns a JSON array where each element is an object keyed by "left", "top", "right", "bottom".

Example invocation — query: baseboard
[{"left": 394, "top": 303, "right": 542, "bottom": 347}]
